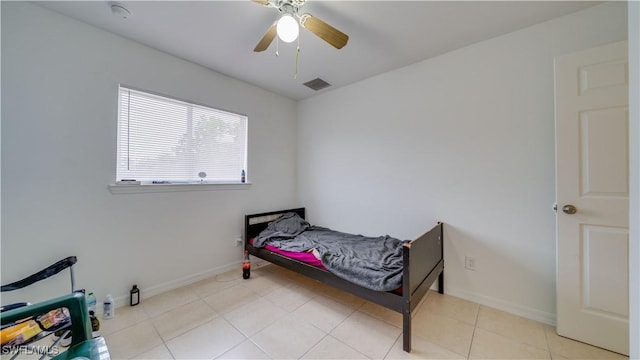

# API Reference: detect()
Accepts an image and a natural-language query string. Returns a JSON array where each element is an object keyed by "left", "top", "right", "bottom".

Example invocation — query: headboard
[{"left": 244, "top": 208, "right": 306, "bottom": 243}]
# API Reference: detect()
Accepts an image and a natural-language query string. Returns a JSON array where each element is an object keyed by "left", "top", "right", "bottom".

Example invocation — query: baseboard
[
  {"left": 109, "top": 261, "right": 239, "bottom": 310},
  {"left": 108, "top": 263, "right": 556, "bottom": 327},
  {"left": 437, "top": 284, "right": 557, "bottom": 326}
]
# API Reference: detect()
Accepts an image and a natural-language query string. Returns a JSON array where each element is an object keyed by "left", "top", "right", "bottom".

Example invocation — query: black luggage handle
[{"left": 1, "top": 256, "right": 77, "bottom": 292}]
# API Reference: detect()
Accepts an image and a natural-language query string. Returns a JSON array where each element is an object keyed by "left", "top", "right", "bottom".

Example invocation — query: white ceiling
[{"left": 35, "top": 1, "right": 599, "bottom": 100}]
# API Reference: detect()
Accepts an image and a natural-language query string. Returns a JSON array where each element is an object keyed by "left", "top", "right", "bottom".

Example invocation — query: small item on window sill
[
  {"left": 130, "top": 284, "right": 140, "bottom": 306},
  {"left": 241, "top": 170, "right": 246, "bottom": 183},
  {"left": 116, "top": 180, "right": 141, "bottom": 185},
  {"left": 151, "top": 181, "right": 170, "bottom": 184}
]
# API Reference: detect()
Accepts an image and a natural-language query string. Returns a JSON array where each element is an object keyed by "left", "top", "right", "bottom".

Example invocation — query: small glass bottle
[
  {"left": 89, "top": 310, "right": 100, "bottom": 338},
  {"left": 130, "top": 285, "right": 140, "bottom": 306},
  {"left": 241, "top": 169, "right": 246, "bottom": 183},
  {"left": 242, "top": 250, "right": 251, "bottom": 279}
]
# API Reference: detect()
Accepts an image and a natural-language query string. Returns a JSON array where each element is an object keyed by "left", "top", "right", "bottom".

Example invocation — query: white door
[{"left": 555, "top": 41, "right": 629, "bottom": 355}]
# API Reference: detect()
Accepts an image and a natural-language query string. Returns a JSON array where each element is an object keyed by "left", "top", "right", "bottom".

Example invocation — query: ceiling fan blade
[
  {"left": 299, "top": 14, "right": 349, "bottom": 49},
  {"left": 251, "top": 0, "right": 272, "bottom": 6},
  {"left": 254, "top": 23, "right": 277, "bottom": 52}
]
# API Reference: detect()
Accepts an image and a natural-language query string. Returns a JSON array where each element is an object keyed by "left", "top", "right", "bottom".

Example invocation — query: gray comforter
[{"left": 253, "top": 212, "right": 408, "bottom": 291}]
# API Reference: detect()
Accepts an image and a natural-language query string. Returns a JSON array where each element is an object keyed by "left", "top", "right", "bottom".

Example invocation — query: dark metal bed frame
[{"left": 244, "top": 208, "right": 444, "bottom": 352}]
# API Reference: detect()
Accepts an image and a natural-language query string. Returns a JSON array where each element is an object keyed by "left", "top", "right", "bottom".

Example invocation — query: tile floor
[{"left": 94, "top": 265, "right": 628, "bottom": 360}]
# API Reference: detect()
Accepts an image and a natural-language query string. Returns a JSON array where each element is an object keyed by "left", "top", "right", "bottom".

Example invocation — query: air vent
[{"left": 303, "top": 78, "right": 331, "bottom": 91}]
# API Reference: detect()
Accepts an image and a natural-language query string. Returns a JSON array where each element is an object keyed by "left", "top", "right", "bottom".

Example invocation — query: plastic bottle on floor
[
  {"left": 242, "top": 250, "right": 251, "bottom": 279},
  {"left": 86, "top": 291, "right": 97, "bottom": 312},
  {"left": 103, "top": 294, "right": 114, "bottom": 319}
]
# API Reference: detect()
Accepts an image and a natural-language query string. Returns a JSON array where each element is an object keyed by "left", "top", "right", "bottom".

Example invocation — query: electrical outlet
[
  {"left": 235, "top": 236, "right": 243, "bottom": 247},
  {"left": 465, "top": 256, "right": 476, "bottom": 271}
]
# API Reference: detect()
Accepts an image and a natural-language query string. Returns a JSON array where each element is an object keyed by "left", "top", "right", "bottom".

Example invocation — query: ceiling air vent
[{"left": 303, "top": 78, "right": 331, "bottom": 91}]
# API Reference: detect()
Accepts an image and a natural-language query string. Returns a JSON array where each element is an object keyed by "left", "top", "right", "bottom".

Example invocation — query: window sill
[{"left": 108, "top": 182, "right": 252, "bottom": 194}]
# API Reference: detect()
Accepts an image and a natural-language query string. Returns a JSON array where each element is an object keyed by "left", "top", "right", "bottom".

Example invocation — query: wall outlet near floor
[
  {"left": 465, "top": 256, "right": 476, "bottom": 271},
  {"left": 235, "top": 236, "right": 243, "bottom": 246}
]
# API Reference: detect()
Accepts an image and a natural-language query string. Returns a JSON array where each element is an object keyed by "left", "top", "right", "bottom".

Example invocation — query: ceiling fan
[{"left": 252, "top": 0, "right": 349, "bottom": 52}]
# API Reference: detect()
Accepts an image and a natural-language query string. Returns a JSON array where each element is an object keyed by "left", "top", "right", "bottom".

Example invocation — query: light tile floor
[{"left": 95, "top": 265, "right": 628, "bottom": 360}]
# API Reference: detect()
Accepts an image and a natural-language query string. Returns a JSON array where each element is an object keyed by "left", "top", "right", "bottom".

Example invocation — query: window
[{"left": 116, "top": 86, "right": 247, "bottom": 184}]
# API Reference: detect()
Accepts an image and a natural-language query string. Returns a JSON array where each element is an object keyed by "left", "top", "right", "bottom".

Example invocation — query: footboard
[
  {"left": 403, "top": 222, "right": 444, "bottom": 299},
  {"left": 401, "top": 222, "right": 444, "bottom": 351}
]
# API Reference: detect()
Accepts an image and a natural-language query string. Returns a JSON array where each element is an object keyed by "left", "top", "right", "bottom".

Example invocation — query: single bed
[{"left": 244, "top": 208, "right": 444, "bottom": 352}]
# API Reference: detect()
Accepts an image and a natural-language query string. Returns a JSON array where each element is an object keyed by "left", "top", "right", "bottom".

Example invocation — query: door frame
[{"left": 627, "top": 2, "right": 640, "bottom": 358}]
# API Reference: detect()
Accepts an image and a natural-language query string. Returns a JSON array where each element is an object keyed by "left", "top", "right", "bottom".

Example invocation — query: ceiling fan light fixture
[{"left": 276, "top": 14, "right": 299, "bottom": 43}]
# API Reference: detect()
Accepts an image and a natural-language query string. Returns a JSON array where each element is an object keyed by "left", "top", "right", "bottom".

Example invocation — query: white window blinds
[{"left": 116, "top": 86, "right": 247, "bottom": 183}]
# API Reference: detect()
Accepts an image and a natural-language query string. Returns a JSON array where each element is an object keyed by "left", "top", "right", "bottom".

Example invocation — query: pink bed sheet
[{"left": 250, "top": 238, "right": 327, "bottom": 269}]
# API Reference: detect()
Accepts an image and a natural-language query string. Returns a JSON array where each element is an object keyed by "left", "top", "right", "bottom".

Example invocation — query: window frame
[{"left": 110, "top": 85, "right": 251, "bottom": 194}]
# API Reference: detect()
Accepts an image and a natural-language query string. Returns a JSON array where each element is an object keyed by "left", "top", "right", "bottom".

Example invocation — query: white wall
[
  {"left": 628, "top": 1, "right": 639, "bottom": 358},
  {"left": 1, "top": 3, "right": 298, "bottom": 307},
  {"left": 297, "top": 2, "right": 627, "bottom": 324}
]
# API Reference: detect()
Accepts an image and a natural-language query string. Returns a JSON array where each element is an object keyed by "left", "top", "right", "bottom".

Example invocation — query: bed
[{"left": 244, "top": 208, "right": 444, "bottom": 352}]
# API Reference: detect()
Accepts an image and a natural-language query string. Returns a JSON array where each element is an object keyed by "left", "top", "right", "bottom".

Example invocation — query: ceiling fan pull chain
[
  {"left": 294, "top": 39, "right": 300, "bottom": 79},
  {"left": 276, "top": 36, "right": 280, "bottom": 57}
]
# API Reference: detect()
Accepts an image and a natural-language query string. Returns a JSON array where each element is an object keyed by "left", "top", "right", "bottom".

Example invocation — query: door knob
[{"left": 562, "top": 204, "right": 577, "bottom": 214}]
